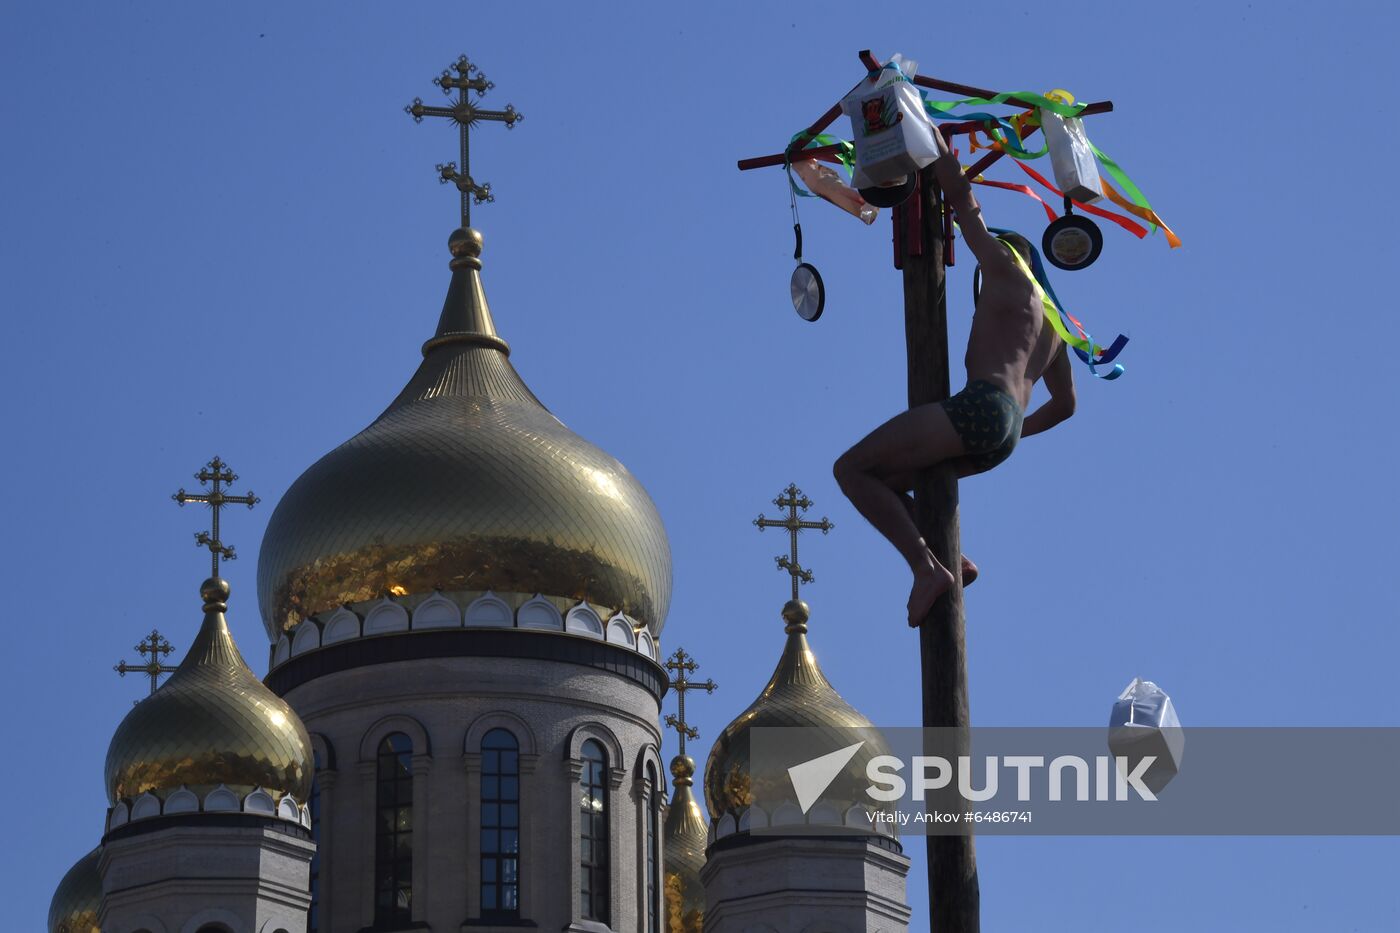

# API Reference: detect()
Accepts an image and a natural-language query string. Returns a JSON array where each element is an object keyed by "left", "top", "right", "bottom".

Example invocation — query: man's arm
[
  {"left": 1020, "top": 344, "right": 1077, "bottom": 438},
  {"left": 929, "top": 127, "right": 1015, "bottom": 270}
]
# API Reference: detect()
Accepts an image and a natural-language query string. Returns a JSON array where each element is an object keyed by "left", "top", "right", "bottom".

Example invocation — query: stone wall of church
[
  {"left": 281, "top": 641, "right": 666, "bottom": 933},
  {"left": 98, "top": 820, "right": 315, "bottom": 933},
  {"left": 700, "top": 834, "right": 912, "bottom": 933}
]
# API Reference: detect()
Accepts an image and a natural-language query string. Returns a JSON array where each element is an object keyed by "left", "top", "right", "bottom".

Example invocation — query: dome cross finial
[
  {"left": 405, "top": 54, "right": 523, "bottom": 228},
  {"left": 172, "top": 456, "right": 259, "bottom": 578},
  {"left": 664, "top": 647, "right": 717, "bottom": 756},
  {"left": 753, "top": 483, "right": 834, "bottom": 601},
  {"left": 113, "top": 628, "right": 177, "bottom": 699}
]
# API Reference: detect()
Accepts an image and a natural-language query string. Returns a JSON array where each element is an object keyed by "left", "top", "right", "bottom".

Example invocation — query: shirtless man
[{"left": 833, "top": 125, "right": 1077, "bottom": 627}]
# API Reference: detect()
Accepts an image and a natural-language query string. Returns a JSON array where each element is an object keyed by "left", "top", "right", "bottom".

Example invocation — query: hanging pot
[
  {"left": 1042, "top": 210, "right": 1103, "bottom": 271},
  {"left": 858, "top": 173, "right": 916, "bottom": 208}
]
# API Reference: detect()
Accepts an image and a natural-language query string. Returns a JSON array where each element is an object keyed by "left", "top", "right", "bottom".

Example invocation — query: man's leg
[
  {"left": 833, "top": 401, "right": 967, "bottom": 624},
  {"left": 884, "top": 472, "right": 980, "bottom": 587}
]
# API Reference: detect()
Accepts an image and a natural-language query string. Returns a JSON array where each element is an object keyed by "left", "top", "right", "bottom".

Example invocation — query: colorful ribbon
[
  {"left": 989, "top": 227, "right": 1126, "bottom": 380},
  {"left": 923, "top": 89, "right": 1088, "bottom": 120},
  {"left": 929, "top": 87, "right": 1180, "bottom": 247},
  {"left": 784, "top": 85, "right": 1177, "bottom": 253},
  {"left": 784, "top": 132, "right": 856, "bottom": 199},
  {"left": 1012, "top": 162, "right": 1151, "bottom": 239},
  {"left": 971, "top": 177, "right": 1059, "bottom": 223},
  {"left": 1091, "top": 143, "right": 1181, "bottom": 247}
]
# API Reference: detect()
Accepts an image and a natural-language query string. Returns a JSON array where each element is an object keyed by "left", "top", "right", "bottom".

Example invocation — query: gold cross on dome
[
  {"left": 405, "top": 54, "right": 523, "bottom": 228},
  {"left": 664, "top": 647, "right": 717, "bottom": 756},
  {"left": 114, "top": 628, "right": 178, "bottom": 697},
  {"left": 753, "top": 483, "right": 833, "bottom": 600},
  {"left": 172, "top": 456, "right": 259, "bottom": 578}
]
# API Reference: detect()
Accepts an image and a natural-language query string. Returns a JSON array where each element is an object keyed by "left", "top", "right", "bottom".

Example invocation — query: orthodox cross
[
  {"left": 114, "top": 628, "right": 177, "bottom": 697},
  {"left": 663, "top": 647, "right": 716, "bottom": 756},
  {"left": 753, "top": 483, "right": 833, "bottom": 600},
  {"left": 172, "top": 456, "right": 259, "bottom": 578},
  {"left": 405, "top": 54, "right": 523, "bottom": 228}
]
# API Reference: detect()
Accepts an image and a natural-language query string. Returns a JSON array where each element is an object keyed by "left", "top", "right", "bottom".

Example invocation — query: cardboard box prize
[{"left": 841, "top": 75, "right": 939, "bottom": 205}]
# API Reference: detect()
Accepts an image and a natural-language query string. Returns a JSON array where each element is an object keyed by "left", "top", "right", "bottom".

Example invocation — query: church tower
[
  {"left": 664, "top": 754, "right": 709, "bottom": 933},
  {"left": 254, "top": 56, "right": 673, "bottom": 932},
  {"left": 99, "top": 577, "right": 317, "bottom": 933},
  {"left": 661, "top": 648, "right": 717, "bottom": 933},
  {"left": 700, "top": 487, "right": 911, "bottom": 933}
]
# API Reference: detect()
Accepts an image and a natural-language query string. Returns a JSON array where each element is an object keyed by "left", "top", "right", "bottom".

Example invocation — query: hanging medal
[{"left": 787, "top": 172, "right": 825, "bottom": 322}]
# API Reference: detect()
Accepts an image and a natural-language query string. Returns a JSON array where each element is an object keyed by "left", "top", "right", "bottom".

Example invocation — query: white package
[
  {"left": 1041, "top": 109, "right": 1103, "bottom": 204},
  {"left": 840, "top": 60, "right": 940, "bottom": 189},
  {"left": 1107, "top": 677, "right": 1184, "bottom": 794}
]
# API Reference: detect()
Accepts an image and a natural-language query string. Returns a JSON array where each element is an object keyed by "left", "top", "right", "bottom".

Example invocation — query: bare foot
[
  {"left": 961, "top": 555, "right": 979, "bottom": 587},
  {"left": 908, "top": 563, "right": 955, "bottom": 627}
]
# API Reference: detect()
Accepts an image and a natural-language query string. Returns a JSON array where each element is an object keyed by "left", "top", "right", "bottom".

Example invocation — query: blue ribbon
[{"left": 989, "top": 227, "right": 1126, "bottom": 380}]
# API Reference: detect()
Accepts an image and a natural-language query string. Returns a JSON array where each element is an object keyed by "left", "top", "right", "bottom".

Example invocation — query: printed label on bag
[{"left": 860, "top": 92, "right": 903, "bottom": 136}]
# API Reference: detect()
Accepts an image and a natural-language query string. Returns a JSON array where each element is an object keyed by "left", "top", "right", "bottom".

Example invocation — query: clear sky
[{"left": 3, "top": 1, "right": 1397, "bottom": 929}]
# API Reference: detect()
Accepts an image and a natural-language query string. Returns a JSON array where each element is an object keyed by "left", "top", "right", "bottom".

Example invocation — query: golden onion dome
[
  {"left": 104, "top": 578, "right": 312, "bottom": 805},
  {"left": 256, "top": 227, "right": 672, "bottom": 641},
  {"left": 663, "top": 754, "right": 707, "bottom": 933},
  {"left": 48, "top": 847, "right": 101, "bottom": 933},
  {"left": 704, "top": 600, "right": 893, "bottom": 821}
]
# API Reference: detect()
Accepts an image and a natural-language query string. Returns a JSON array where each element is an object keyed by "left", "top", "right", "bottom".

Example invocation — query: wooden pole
[{"left": 900, "top": 164, "right": 980, "bottom": 931}]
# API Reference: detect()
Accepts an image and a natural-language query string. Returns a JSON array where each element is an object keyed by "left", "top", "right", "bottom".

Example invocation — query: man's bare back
[
  {"left": 833, "top": 125, "right": 1077, "bottom": 626},
  {"left": 939, "top": 138, "right": 1073, "bottom": 416}
]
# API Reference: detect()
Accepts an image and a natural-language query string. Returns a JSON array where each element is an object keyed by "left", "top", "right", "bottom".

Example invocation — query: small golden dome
[
  {"left": 664, "top": 754, "right": 707, "bottom": 932},
  {"left": 48, "top": 847, "right": 100, "bottom": 933},
  {"left": 104, "top": 579, "right": 312, "bottom": 804},
  {"left": 256, "top": 228, "right": 672, "bottom": 641},
  {"left": 704, "top": 601, "right": 892, "bottom": 820}
]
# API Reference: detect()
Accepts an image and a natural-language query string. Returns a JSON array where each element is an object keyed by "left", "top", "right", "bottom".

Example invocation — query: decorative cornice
[{"left": 267, "top": 627, "right": 667, "bottom": 701}]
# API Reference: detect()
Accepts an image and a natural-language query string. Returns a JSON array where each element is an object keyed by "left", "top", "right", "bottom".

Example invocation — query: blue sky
[{"left": 3, "top": 1, "right": 1397, "bottom": 929}]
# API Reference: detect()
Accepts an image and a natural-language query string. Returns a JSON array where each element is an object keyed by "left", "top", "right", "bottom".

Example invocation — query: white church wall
[
  {"left": 269, "top": 594, "right": 665, "bottom": 671},
  {"left": 290, "top": 620, "right": 321, "bottom": 656},
  {"left": 517, "top": 595, "right": 563, "bottom": 630},
  {"left": 605, "top": 613, "right": 636, "bottom": 647},
  {"left": 362, "top": 598, "right": 409, "bottom": 636},
  {"left": 564, "top": 603, "right": 604, "bottom": 639},
  {"left": 464, "top": 591, "right": 513, "bottom": 627},
  {"left": 321, "top": 608, "right": 360, "bottom": 645},
  {"left": 412, "top": 591, "right": 463, "bottom": 629}
]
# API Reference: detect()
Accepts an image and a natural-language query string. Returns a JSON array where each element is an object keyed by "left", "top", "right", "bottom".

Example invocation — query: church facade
[{"left": 48, "top": 60, "right": 910, "bottom": 933}]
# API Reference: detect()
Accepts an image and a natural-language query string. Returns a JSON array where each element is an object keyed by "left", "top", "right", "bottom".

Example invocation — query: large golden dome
[
  {"left": 704, "top": 600, "right": 892, "bottom": 821},
  {"left": 48, "top": 847, "right": 100, "bottom": 933},
  {"left": 256, "top": 228, "right": 672, "bottom": 641},
  {"left": 105, "top": 579, "right": 313, "bottom": 804},
  {"left": 664, "top": 754, "right": 707, "bottom": 933}
]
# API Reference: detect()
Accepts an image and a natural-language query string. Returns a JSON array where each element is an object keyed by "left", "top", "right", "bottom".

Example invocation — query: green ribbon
[
  {"left": 784, "top": 90, "right": 1169, "bottom": 242},
  {"left": 785, "top": 132, "right": 856, "bottom": 199},
  {"left": 922, "top": 90, "right": 1087, "bottom": 120},
  {"left": 1088, "top": 141, "right": 1159, "bottom": 234}
]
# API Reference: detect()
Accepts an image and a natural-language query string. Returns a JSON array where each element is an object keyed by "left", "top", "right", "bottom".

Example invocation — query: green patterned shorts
[{"left": 942, "top": 380, "right": 1025, "bottom": 474}]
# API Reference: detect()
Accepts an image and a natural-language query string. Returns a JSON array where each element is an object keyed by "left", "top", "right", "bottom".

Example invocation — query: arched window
[
  {"left": 579, "top": 739, "right": 610, "bottom": 924},
  {"left": 645, "top": 761, "right": 660, "bottom": 933},
  {"left": 308, "top": 751, "right": 322, "bottom": 932},
  {"left": 480, "top": 728, "right": 521, "bottom": 918},
  {"left": 375, "top": 733, "right": 413, "bottom": 927}
]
